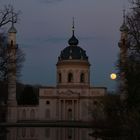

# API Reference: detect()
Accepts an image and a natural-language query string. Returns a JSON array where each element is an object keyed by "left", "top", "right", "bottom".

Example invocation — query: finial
[
  {"left": 120, "top": 7, "right": 128, "bottom": 32},
  {"left": 72, "top": 17, "right": 75, "bottom": 36},
  {"left": 11, "top": 7, "right": 14, "bottom": 27},
  {"left": 8, "top": 8, "right": 17, "bottom": 33},
  {"left": 123, "top": 8, "right": 126, "bottom": 24},
  {"left": 68, "top": 17, "right": 79, "bottom": 46}
]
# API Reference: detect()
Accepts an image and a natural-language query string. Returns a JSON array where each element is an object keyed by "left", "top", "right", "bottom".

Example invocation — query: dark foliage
[
  {"left": 18, "top": 85, "right": 38, "bottom": 105},
  {"left": 115, "top": 0, "right": 140, "bottom": 139}
]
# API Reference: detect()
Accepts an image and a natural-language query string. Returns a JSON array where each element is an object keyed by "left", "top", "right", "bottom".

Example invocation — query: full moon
[{"left": 110, "top": 73, "right": 117, "bottom": 80}]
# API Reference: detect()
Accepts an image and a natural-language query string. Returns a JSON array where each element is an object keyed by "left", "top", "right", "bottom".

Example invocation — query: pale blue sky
[{"left": 0, "top": 0, "right": 130, "bottom": 91}]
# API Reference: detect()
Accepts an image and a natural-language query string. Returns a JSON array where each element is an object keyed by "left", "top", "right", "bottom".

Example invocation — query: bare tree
[{"left": 0, "top": 5, "right": 20, "bottom": 28}]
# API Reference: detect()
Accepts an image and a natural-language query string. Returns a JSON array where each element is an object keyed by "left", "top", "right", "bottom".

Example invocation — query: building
[{"left": 6, "top": 21, "right": 107, "bottom": 140}]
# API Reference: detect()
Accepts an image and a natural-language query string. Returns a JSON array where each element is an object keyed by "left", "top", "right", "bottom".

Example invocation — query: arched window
[
  {"left": 68, "top": 73, "right": 73, "bottom": 83},
  {"left": 68, "top": 108, "right": 72, "bottom": 120},
  {"left": 22, "top": 128, "right": 26, "bottom": 137},
  {"left": 68, "top": 128, "right": 72, "bottom": 139},
  {"left": 30, "top": 128, "right": 35, "bottom": 137},
  {"left": 45, "top": 128, "right": 50, "bottom": 138},
  {"left": 22, "top": 109, "right": 26, "bottom": 120},
  {"left": 30, "top": 109, "right": 35, "bottom": 120},
  {"left": 58, "top": 73, "right": 62, "bottom": 83},
  {"left": 45, "top": 109, "right": 50, "bottom": 119},
  {"left": 80, "top": 73, "right": 85, "bottom": 83}
]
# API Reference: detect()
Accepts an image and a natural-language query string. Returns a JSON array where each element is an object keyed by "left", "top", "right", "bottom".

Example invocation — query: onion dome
[
  {"left": 59, "top": 46, "right": 88, "bottom": 60},
  {"left": 68, "top": 34, "right": 79, "bottom": 46},
  {"left": 58, "top": 18, "right": 88, "bottom": 61},
  {"left": 59, "top": 25, "right": 88, "bottom": 60}
]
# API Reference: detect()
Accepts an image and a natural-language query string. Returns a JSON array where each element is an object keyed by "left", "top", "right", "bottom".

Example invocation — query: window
[
  {"left": 30, "top": 109, "right": 35, "bottom": 120},
  {"left": 68, "top": 73, "right": 73, "bottom": 83},
  {"left": 68, "top": 128, "right": 72, "bottom": 139},
  {"left": 68, "top": 108, "right": 72, "bottom": 120},
  {"left": 30, "top": 128, "right": 35, "bottom": 137},
  {"left": 45, "top": 109, "right": 50, "bottom": 119},
  {"left": 22, "top": 109, "right": 26, "bottom": 120},
  {"left": 58, "top": 73, "right": 62, "bottom": 83},
  {"left": 80, "top": 73, "right": 85, "bottom": 83},
  {"left": 45, "top": 128, "right": 50, "bottom": 138},
  {"left": 46, "top": 101, "right": 50, "bottom": 105},
  {"left": 93, "top": 101, "right": 98, "bottom": 105},
  {"left": 22, "top": 128, "right": 26, "bottom": 137}
]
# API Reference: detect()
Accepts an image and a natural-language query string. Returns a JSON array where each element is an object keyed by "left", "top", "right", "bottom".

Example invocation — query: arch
[
  {"left": 30, "top": 128, "right": 35, "bottom": 137},
  {"left": 58, "top": 73, "right": 62, "bottom": 83},
  {"left": 68, "top": 128, "right": 72, "bottom": 139},
  {"left": 22, "top": 128, "right": 26, "bottom": 137},
  {"left": 68, "top": 72, "right": 73, "bottom": 83},
  {"left": 68, "top": 108, "right": 72, "bottom": 120},
  {"left": 80, "top": 73, "right": 85, "bottom": 83},
  {"left": 45, "top": 128, "right": 50, "bottom": 138},
  {"left": 22, "top": 109, "right": 26, "bottom": 120},
  {"left": 30, "top": 109, "right": 35, "bottom": 120},
  {"left": 45, "top": 109, "right": 50, "bottom": 119},
  {"left": 10, "top": 40, "right": 13, "bottom": 46}
]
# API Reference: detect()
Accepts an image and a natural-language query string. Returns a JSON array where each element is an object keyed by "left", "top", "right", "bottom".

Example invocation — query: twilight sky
[{"left": 0, "top": 0, "right": 130, "bottom": 91}]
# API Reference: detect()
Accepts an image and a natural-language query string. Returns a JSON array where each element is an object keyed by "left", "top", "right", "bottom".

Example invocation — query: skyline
[{"left": 0, "top": 0, "right": 130, "bottom": 91}]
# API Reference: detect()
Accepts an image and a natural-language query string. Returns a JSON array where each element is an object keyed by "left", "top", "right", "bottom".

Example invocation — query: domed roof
[
  {"left": 8, "top": 25, "right": 17, "bottom": 33},
  {"left": 68, "top": 34, "right": 79, "bottom": 46},
  {"left": 59, "top": 45, "right": 88, "bottom": 61},
  {"left": 58, "top": 20, "right": 88, "bottom": 61}
]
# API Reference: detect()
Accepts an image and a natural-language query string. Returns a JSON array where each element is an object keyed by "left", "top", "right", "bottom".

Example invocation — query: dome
[
  {"left": 58, "top": 21, "right": 88, "bottom": 61},
  {"left": 8, "top": 25, "right": 17, "bottom": 33},
  {"left": 68, "top": 34, "right": 79, "bottom": 46},
  {"left": 59, "top": 46, "right": 88, "bottom": 61}
]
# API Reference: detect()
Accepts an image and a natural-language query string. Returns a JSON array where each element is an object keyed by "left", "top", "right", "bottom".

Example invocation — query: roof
[
  {"left": 59, "top": 45, "right": 88, "bottom": 61},
  {"left": 58, "top": 32, "right": 88, "bottom": 61},
  {"left": 8, "top": 25, "right": 17, "bottom": 33}
]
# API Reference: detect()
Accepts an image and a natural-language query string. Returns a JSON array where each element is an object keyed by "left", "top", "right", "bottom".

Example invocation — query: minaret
[
  {"left": 118, "top": 9, "right": 129, "bottom": 100},
  {"left": 7, "top": 14, "right": 17, "bottom": 122}
]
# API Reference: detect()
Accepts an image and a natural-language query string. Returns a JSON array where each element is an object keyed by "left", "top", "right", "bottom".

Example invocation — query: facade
[{"left": 6, "top": 22, "right": 107, "bottom": 140}]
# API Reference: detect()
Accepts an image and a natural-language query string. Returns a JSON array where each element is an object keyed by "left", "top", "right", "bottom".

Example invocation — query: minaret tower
[
  {"left": 7, "top": 13, "right": 17, "bottom": 122},
  {"left": 118, "top": 9, "right": 129, "bottom": 100}
]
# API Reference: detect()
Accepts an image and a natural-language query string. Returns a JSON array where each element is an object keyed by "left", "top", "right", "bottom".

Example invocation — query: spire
[
  {"left": 72, "top": 17, "right": 75, "bottom": 36},
  {"left": 12, "top": 9, "right": 14, "bottom": 27},
  {"left": 123, "top": 8, "right": 126, "bottom": 24},
  {"left": 8, "top": 9, "right": 17, "bottom": 33},
  {"left": 68, "top": 17, "right": 79, "bottom": 46},
  {"left": 120, "top": 8, "right": 128, "bottom": 32}
]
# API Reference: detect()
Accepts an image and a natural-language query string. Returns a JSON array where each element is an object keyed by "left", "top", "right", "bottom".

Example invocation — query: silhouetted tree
[
  {"left": 18, "top": 85, "right": 38, "bottom": 105},
  {"left": 0, "top": 5, "right": 20, "bottom": 28},
  {"left": 116, "top": 0, "right": 140, "bottom": 139},
  {"left": 90, "top": 95, "right": 128, "bottom": 139}
]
